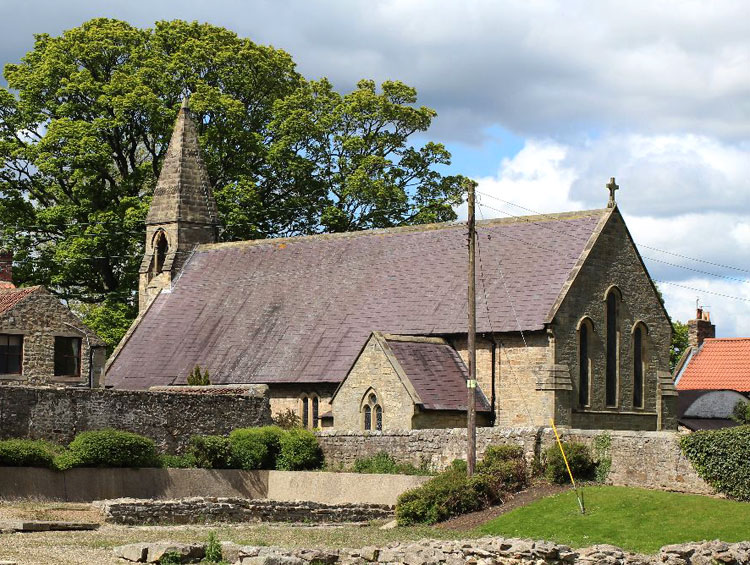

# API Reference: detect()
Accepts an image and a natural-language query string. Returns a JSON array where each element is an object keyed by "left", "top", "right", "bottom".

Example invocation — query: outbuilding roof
[
  {"left": 676, "top": 338, "right": 750, "bottom": 392},
  {"left": 106, "top": 208, "right": 610, "bottom": 389},
  {"left": 0, "top": 286, "right": 41, "bottom": 316}
]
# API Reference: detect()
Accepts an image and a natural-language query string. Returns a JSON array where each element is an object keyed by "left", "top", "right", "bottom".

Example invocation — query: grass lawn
[{"left": 478, "top": 486, "right": 750, "bottom": 554}]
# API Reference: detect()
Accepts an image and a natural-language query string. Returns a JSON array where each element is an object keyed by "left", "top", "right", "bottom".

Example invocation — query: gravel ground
[{"left": 0, "top": 504, "right": 471, "bottom": 565}]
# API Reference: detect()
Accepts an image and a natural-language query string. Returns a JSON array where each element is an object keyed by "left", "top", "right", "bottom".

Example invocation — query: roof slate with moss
[{"left": 107, "top": 209, "right": 608, "bottom": 389}]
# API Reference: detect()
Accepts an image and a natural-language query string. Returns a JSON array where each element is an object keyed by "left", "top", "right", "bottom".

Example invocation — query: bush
[
  {"left": 0, "top": 439, "right": 62, "bottom": 469},
  {"left": 187, "top": 365, "right": 210, "bottom": 386},
  {"left": 189, "top": 435, "right": 232, "bottom": 469},
  {"left": 272, "top": 408, "right": 301, "bottom": 429},
  {"left": 396, "top": 464, "right": 495, "bottom": 525},
  {"left": 543, "top": 441, "right": 595, "bottom": 484},
  {"left": 59, "top": 429, "right": 160, "bottom": 469},
  {"left": 229, "top": 426, "right": 285, "bottom": 470},
  {"left": 477, "top": 445, "right": 528, "bottom": 493},
  {"left": 731, "top": 400, "right": 750, "bottom": 425},
  {"left": 276, "top": 428, "right": 323, "bottom": 471},
  {"left": 680, "top": 425, "right": 750, "bottom": 501},
  {"left": 205, "top": 531, "right": 223, "bottom": 563},
  {"left": 159, "top": 453, "right": 196, "bottom": 468},
  {"left": 352, "top": 452, "right": 430, "bottom": 475}
]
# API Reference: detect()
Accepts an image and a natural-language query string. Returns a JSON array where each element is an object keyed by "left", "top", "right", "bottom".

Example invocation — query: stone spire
[
  {"left": 139, "top": 97, "right": 219, "bottom": 312},
  {"left": 146, "top": 97, "right": 219, "bottom": 226}
]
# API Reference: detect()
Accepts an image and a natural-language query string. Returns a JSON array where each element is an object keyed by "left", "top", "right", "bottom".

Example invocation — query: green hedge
[
  {"left": 189, "top": 435, "right": 232, "bottom": 469},
  {"left": 57, "top": 429, "right": 160, "bottom": 469},
  {"left": 352, "top": 452, "right": 430, "bottom": 475},
  {"left": 543, "top": 441, "right": 595, "bottom": 484},
  {"left": 680, "top": 425, "right": 750, "bottom": 501},
  {"left": 396, "top": 445, "right": 529, "bottom": 526},
  {"left": 0, "top": 439, "right": 62, "bottom": 469},
  {"left": 276, "top": 428, "right": 322, "bottom": 471},
  {"left": 229, "top": 426, "right": 286, "bottom": 470}
]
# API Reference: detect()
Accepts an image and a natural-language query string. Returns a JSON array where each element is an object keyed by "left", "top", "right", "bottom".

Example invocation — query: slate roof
[
  {"left": 385, "top": 337, "right": 491, "bottom": 412},
  {"left": 676, "top": 338, "right": 750, "bottom": 392},
  {"left": 107, "top": 208, "right": 609, "bottom": 389},
  {"left": 0, "top": 286, "right": 41, "bottom": 316}
]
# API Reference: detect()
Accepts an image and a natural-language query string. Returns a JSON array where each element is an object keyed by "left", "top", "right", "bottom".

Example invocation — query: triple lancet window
[{"left": 605, "top": 289, "right": 620, "bottom": 407}]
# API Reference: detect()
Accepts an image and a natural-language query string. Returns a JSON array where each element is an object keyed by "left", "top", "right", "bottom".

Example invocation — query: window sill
[{"left": 573, "top": 408, "right": 657, "bottom": 417}]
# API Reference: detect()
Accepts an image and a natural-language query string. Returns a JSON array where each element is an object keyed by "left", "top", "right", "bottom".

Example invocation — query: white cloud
[{"left": 469, "top": 132, "right": 750, "bottom": 335}]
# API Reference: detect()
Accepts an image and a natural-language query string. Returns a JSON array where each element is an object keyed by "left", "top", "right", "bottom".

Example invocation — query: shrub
[
  {"left": 0, "top": 439, "right": 62, "bottom": 469},
  {"left": 731, "top": 400, "right": 750, "bottom": 425},
  {"left": 229, "top": 426, "right": 285, "bottom": 470},
  {"left": 160, "top": 453, "right": 196, "bottom": 468},
  {"left": 544, "top": 441, "right": 595, "bottom": 484},
  {"left": 352, "top": 452, "right": 430, "bottom": 475},
  {"left": 189, "top": 435, "right": 232, "bottom": 469},
  {"left": 187, "top": 365, "right": 210, "bottom": 386},
  {"left": 205, "top": 531, "right": 223, "bottom": 563},
  {"left": 272, "top": 408, "right": 301, "bottom": 430},
  {"left": 680, "top": 425, "right": 750, "bottom": 501},
  {"left": 276, "top": 428, "right": 323, "bottom": 471},
  {"left": 593, "top": 432, "right": 612, "bottom": 483},
  {"left": 396, "top": 464, "right": 495, "bottom": 525},
  {"left": 60, "top": 429, "right": 160, "bottom": 469},
  {"left": 158, "top": 551, "right": 183, "bottom": 565},
  {"left": 477, "top": 445, "right": 528, "bottom": 493}
]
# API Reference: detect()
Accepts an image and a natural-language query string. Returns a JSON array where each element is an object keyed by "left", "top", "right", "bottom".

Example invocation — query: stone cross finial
[{"left": 606, "top": 177, "right": 619, "bottom": 208}]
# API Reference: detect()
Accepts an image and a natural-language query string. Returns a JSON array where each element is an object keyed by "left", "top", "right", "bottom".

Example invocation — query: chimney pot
[{"left": 688, "top": 308, "right": 715, "bottom": 348}]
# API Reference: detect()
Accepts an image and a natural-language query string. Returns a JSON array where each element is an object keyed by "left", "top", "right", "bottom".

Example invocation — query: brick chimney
[
  {"left": 0, "top": 250, "right": 13, "bottom": 289},
  {"left": 688, "top": 307, "right": 715, "bottom": 348}
]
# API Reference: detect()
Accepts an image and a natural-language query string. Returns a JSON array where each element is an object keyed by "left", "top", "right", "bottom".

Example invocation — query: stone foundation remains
[
  {"left": 98, "top": 497, "right": 393, "bottom": 525},
  {"left": 114, "top": 538, "right": 750, "bottom": 564}
]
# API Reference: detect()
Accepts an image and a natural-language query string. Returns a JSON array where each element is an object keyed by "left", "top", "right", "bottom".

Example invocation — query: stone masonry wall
[
  {"left": 0, "top": 385, "right": 271, "bottom": 453},
  {"left": 553, "top": 208, "right": 672, "bottom": 430},
  {"left": 99, "top": 497, "right": 393, "bottom": 525},
  {"left": 0, "top": 288, "right": 105, "bottom": 385},
  {"left": 317, "top": 426, "right": 712, "bottom": 495}
]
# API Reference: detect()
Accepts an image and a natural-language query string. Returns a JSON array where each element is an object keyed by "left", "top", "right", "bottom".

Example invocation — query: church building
[{"left": 105, "top": 99, "right": 678, "bottom": 432}]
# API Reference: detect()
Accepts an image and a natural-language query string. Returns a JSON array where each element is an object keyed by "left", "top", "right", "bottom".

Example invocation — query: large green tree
[{"left": 0, "top": 19, "right": 465, "bottom": 347}]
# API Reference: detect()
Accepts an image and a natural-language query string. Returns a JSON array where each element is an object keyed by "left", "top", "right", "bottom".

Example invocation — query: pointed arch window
[
  {"left": 362, "top": 390, "right": 383, "bottom": 431},
  {"left": 298, "top": 393, "right": 320, "bottom": 429},
  {"left": 154, "top": 231, "right": 169, "bottom": 273},
  {"left": 578, "top": 318, "right": 593, "bottom": 407},
  {"left": 605, "top": 288, "right": 620, "bottom": 407},
  {"left": 633, "top": 323, "right": 647, "bottom": 408}
]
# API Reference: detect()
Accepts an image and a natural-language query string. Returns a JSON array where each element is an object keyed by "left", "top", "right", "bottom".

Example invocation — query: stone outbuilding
[
  {"left": 105, "top": 98, "right": 677, "bottom": 432},
  {"left": 0, "top": 253, "right": 107, "bottom": 386}
]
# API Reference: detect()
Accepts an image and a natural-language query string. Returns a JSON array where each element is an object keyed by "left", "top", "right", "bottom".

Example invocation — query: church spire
[
  {"left": 146, "top": 96, "right": 219, "bottom": 226},
  {"left": 139, "top": 97, "right": 220, "bottom": 312}
]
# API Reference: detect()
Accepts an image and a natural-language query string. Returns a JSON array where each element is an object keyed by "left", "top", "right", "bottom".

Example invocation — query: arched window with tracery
[
  {"left": 154, "top": 230, "right": 169, "bottom": 273},
  {"left": 605, "top": 288, "right": 621, "bottom": 407},
  {"left": 578, "top": 318, "right": 593, "bottom": 407},
  {"left": 362, "top": 390, "right": 383, "bottom": 431},
  {"left": 633, "top": 323, "right": 648, "bottom": 408}
]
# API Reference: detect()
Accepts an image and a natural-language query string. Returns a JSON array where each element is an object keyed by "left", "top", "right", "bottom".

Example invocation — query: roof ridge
[
  {"left": 198, "top": 208, "right": 609, "bottom": 252},
  {"left": 703, "top": 337, "right": 750, "bottom": 341}
]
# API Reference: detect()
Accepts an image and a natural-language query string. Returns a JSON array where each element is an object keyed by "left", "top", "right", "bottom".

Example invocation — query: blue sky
[{"left": 2, "top": 0, "right": 750, "bottom": 335}]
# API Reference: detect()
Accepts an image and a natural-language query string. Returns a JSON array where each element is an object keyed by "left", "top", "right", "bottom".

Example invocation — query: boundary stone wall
[
  {"left": 0, "top": 385, "right": 270, "bottom": 453},
  {"left": 317, "top": 427, "right": 712, "bottom": 495},
  {"left": 98, "top": 497, "right": 393, "bottom": 525}
]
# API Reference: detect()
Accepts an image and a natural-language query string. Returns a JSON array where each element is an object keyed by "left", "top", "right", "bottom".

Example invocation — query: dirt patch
[
  {"left": 436, "top": 482, "right": 567, "bottom": 531},
  {"left": 0, "top": 501, "right": 102, "bottom": 524}
]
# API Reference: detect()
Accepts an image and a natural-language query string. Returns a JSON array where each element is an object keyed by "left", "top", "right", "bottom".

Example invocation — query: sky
[{"left": 1, "top": 0, "right": 749, "bottom": 335}]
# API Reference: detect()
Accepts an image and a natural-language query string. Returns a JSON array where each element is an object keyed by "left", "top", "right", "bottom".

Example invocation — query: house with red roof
[
  {"left": 106, "top": 99, "right": 678, "bottom": 432},
  {"left": 0, "top": 251, "right": 106, "bottom": 386},
  {"left": 674, "top": 308, "right": 749, "bottom": 430}
]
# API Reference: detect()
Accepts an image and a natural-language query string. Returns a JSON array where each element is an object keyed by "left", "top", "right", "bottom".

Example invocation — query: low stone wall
[
  {"left": 99, "top": 497, "right": 393, "bottom": 525},
  {"left": 0, "top": 468, "right": 428, "bottom": 505},
  {"left": 114, "top": 538, "right": 750, "bottom": 564},
  {"left": 317, "top": 426, "right": 712, "bottom": 495},
  {"left": 0, "top": 385, "right": 270, "bottom": 453}
]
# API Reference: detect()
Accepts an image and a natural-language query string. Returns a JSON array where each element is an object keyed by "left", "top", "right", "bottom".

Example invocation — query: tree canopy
[{"left": 0, "top": 18, "right": 466, "bottom": 347}]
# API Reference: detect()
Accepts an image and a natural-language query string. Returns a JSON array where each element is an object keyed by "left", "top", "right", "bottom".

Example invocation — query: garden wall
[
  {"left": 0, "top": 385, "right": 271, "bottom": 453},
  {"left": 0, "top": 468, "right": 428, "bottom": 505},
  {"left": 317, "top": 427, "right": 713, "bottom": 495}
]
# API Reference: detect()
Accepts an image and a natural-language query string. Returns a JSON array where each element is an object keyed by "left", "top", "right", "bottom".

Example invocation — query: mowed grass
[{"left": 479, "top": 486, "right": 750, "bottom": 554}]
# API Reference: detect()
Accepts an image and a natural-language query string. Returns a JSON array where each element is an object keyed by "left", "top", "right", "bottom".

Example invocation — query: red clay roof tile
[{"left": 677, "top": 338, "right": 750, "bottom": 392}]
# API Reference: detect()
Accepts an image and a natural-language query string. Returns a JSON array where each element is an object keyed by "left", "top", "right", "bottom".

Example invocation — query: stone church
[{"left": 105, "top": 99, "right": 678, "bottom": 432}]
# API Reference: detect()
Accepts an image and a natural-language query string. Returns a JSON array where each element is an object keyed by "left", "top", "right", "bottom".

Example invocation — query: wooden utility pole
[{"left": 467, "top": 180, "right": 477, "bottom": 476}]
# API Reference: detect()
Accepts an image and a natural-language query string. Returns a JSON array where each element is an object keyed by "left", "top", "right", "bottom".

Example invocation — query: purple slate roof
[
  {"left": 107, "top": 209, "right": 608, "bottom": 389},
  {"left": 385, "top": 337, "right": 491, "bottom": 412}
]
